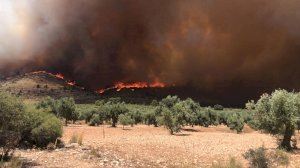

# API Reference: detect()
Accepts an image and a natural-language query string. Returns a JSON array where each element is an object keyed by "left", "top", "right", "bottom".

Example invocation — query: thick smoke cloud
[{"left": 0, "top": 0, "right": 300, "bottom": 105}]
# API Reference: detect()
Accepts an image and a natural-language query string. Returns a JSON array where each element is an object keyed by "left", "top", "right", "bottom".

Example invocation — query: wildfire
[
  {"left": 29, "top": 71, "right": 77, "bottom": 87},
  {"left": 55, "top": 73, "right": 64, "bottom": 80},
  {"left": 97, "top": 81, "right": 166, "bottom": 94},
  {"left": 29, "top": 71, "right": 167, "bottom": 94}
]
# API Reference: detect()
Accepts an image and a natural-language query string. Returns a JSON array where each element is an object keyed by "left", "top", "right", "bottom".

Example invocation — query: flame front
[
  {"left": 97, "top": 81, "right": 166, "bottom": 94},
  {"left": 29, "top": 71, "right": 77, "bottom": 87}
]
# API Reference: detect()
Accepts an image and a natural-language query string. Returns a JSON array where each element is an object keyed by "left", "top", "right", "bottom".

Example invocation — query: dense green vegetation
[
  {"left": 252, "top": 89, "right": 300, "bottom": 150},
  {"left": 74, "top": 95, "right": 251, "bottom": 135},
  {"left": 2, "top": 88, "right": 300, "bottom": 164},
  {"left": 0, "top": 92, "right": 62, "bottom": 161}
]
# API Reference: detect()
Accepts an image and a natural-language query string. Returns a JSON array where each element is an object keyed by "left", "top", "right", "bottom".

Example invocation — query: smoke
[{"left": 1, "top": 0, "right": 300, "bottom": 104}]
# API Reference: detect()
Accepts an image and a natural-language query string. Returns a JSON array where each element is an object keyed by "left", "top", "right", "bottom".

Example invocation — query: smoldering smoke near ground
[{"left": 0, "top": 0, "right": 300, "bottom": 105}]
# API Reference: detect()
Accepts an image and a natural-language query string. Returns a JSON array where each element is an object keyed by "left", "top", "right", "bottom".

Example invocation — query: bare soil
[{"left": 16, "top": 125, "right": 300, "bottom": 167}]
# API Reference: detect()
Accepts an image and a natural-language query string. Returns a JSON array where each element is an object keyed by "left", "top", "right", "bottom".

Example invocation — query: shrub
[
  {"left": 226, "top": 113, "right": 244, "bottom": 133},
  {"left": 0, "top": 156, "right": 24, "bottom": 168},
  {"left": 244, "top": 147, "right": 269, "bottom": 168},
  {"left": 254, "top": 89, "right": 300, "bottom": 150},
  {"left": 213, "top": 104, "right": 224, "bottom": 110},
  {"left": 269, "top": 149, "right": 290, "bottom": 167},
  {"left": 211, "top": 157, "right": 243, "bottom": 168},
  {"left": 69, "top": 133, "right": 83, "bottom": 145},
  {"left": 119, "top": 114, "right": 134, "bottom": 129},
  {"left": 244, "top": 147, "right": 290, "bottom": 168},
  {"left": 21, "top": 107, "right": 63, "bottom": 148},
  {"left": 0, "top": 92, "right": 25, "bottom": 161},
  {"left": 30, "top": 114, "right": 63, "bottom": 147}
]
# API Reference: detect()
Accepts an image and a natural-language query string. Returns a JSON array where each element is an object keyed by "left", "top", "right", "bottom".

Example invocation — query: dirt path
[{"left": 16, "top": 125, "right": 300, "bottom": 167}]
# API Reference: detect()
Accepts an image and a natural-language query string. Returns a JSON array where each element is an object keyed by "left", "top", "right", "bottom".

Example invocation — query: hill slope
[{"left": 0, "top": 71, "right": 100, "bottom": 103}]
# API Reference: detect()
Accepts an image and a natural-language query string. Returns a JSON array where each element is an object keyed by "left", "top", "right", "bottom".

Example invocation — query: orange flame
[
  {"left": 55, "top": 73, "right": 64, "bottom": 80},
  {"left": 97, "top": 80, "right": 166, "bottom": 94},
  {"left": 67, "top": 81, "right": 76, "bottom": 86},
  {"left": 29, "top": 71, "right": 78, "bottom": 87}
]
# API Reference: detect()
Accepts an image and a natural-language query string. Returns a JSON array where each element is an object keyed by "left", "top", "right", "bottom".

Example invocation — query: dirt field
[{"left": 16, "top": 125, "right": 300, "bottom": 168}]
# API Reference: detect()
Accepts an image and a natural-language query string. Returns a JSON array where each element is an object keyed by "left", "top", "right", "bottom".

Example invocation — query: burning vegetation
[
  {"left": 98, "top": 81, "right": 166, "bottom": 94},
  {"left": 29, "top": 71, "right": 167, "bottom": 94},
  {"left": 28, "top": 71, "right": 77, "bottom": 87}
]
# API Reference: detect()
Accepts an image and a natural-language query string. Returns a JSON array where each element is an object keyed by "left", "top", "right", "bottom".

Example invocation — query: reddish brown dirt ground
[{"left": 16, "top": 125, "right": 300, "bottom": 167}]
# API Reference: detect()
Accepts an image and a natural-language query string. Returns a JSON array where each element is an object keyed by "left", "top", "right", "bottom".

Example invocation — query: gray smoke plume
[{"left": 0, "top": 0, "right": 300, "bottom": 104}]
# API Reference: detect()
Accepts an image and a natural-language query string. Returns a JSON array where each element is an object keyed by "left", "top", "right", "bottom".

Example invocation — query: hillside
[
  {"left": 0, "top": 71, "right": 100, "bottom": 103},
  {"left": 0, "top": 71, "right": 230, "bottom": 106}
]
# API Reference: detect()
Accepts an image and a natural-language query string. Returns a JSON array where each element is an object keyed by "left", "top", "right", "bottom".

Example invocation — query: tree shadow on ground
[
  {"left": 174, "top": 133, "right": 190, "bottom": 136},
  {"left": 182, "top": 128, "right": 199, "bottom": 132}
]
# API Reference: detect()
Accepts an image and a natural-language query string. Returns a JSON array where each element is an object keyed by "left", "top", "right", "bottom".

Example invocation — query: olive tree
[
  {"left": 158, "top": 107, "right": 181, "bottom": 134},
  {"left": 105, "top": 100, "right": 129, "bottom": 127},
  {"left": 226, "top": 113, "right": 244, "bottom": 133},
  {"left": 0, "top": 92, "right": 25, "bottom": 160},
  {"left": 254, "top": 89, "right": 300, "bottom": 150},
  {"left": 119, "top": 114, "right": 134, "bottom": 129},
  {"left": 59, "top": 97, "right": 76, "bottom": 126}
]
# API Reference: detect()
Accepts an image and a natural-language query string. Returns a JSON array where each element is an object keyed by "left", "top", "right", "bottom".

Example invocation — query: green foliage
[
  {"left": 128, "top": 110, "right": 143, "bottom": 125},
  {"left": 195, "top": 108, "right": 211, "bottom": 127},
  {"left": 95, "top": 100, "right": 105, "bottom": 106},
  {"left": 208, "top": 108, "right": 220, "bottom": 126},
  {"left": 158, "top": 107, "right": 181, "bottom": 134},
  {"left": 254, "top": 89, "right": 300, "bottom": 150},
  {"left": 226, "top": 113, "right": 244, "bottom": 133},
  {"left": 38, "top": 97, "right": 77, "bottom": 125},
  {"left": 89, "top": 114, "right": 104, "bottom": 126},
  {"left": 36, "top": 96, "right": 60, "bottom": 116},
  {"left": 213, "top": 104, "right": 224, "bottom": 110},
  {"left": 143, "top": 110, "right": 158, "bottom": 126},
  {"left": 245, "top": 100, "right": 256, "bottom": 110},
  {"left": 104, "top": 98, "right": 129, "bottom": 127},
  {"left": 173, "top": 98, "right": 199, "bottom": 126},
  {"left": 119, "top": 114, "right": 134, "bottom": 129},
  {"left": 160, "top": 95, "right": 180, "bottom": 108},
  {"left": 0, "top": 92, "right": 62, "bottom": 161},
  {"left": 59, "top": 97, "right": 76, "bottom": 125},
  {"left": 31, "top": 114, "right": 62, "bottom": 147},
  {"left": 0, "top": 92, "right": 25, "bottom": 161},
  {"left": 22, "top": 106, "right": 63, "bottom": 147},
  {"left": 150, "top": 100, "right": 159, "bottom": 106}
]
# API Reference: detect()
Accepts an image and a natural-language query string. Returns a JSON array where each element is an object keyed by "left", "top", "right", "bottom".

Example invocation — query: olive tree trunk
[{"left": 280, "top": 125, "right": 294, "bottom": 151}]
